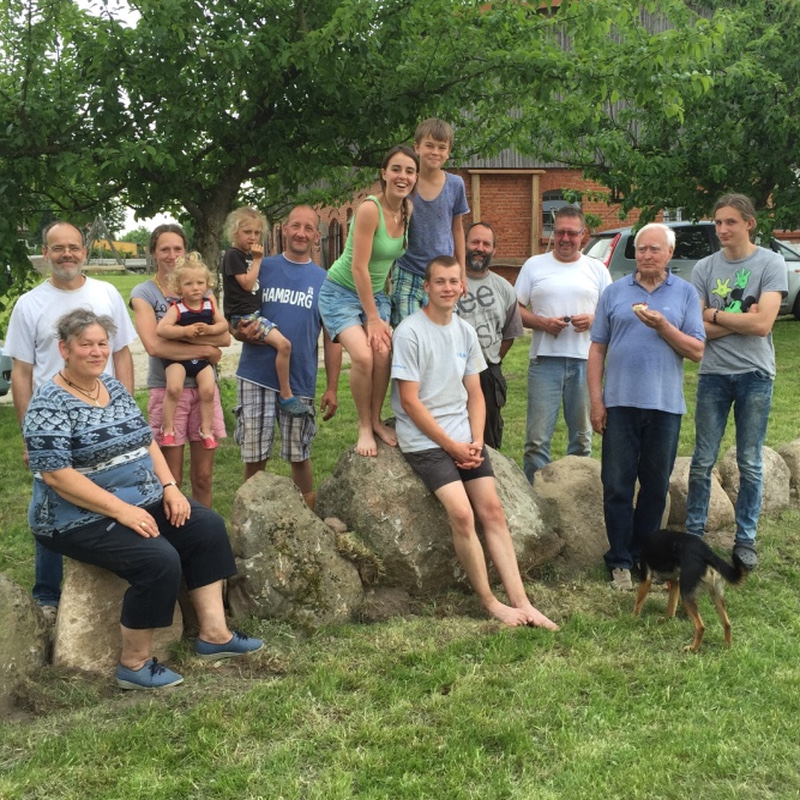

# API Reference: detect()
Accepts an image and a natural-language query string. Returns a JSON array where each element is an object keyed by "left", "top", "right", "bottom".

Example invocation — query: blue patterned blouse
[{"left": 23, "top": 376, "right": 162, "bottom": 536}]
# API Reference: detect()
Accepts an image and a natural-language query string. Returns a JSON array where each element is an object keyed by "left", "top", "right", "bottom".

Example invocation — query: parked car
[
  {"left": 0, "top": 342, "right": 11, "bottom": 397},
  {"left": 582, "top": 221, "right": 720, "bottom": 283},
  {"left": 583, "top": 221, "right": 800, "bottom": 319},
  {"left": 771, "top": 239, "right": 800, "bottom": 318}
]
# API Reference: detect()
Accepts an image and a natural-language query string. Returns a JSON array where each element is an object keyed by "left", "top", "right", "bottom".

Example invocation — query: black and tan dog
[{"left": 633, "top": 530, "right": 747, "bottom": 652}]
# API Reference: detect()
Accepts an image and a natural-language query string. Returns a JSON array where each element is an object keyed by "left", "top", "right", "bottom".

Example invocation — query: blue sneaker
[
  {"left": 195, "top": 631, "right": 264, "bottom": 661},
  {"left": 115, "top": 658, "right": 184, "bottom": 690},
  {"left": 277, "top": 396, "right": 312, "bottom": 417}
]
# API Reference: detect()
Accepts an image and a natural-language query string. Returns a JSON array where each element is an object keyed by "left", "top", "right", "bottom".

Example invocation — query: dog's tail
[{"left": 707, "top": 548, "right": 748, "bottom": 587}]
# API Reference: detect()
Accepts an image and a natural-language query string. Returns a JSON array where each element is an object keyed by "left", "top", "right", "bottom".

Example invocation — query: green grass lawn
[{"left": 2, "top": 311, "right": 800, "bottom": 799}]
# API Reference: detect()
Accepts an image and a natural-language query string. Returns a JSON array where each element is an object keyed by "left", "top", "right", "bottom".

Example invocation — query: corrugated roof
[{"left": 456, "top": 150, "right": 569, "bottom": 170}]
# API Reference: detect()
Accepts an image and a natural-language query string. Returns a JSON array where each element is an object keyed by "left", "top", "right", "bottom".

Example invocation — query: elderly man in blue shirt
[{"left": 588, "top": 223, "right": 706, "bottom": 592}]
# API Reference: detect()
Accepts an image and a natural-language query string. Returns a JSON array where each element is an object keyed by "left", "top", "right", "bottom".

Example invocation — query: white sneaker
[
  {"left": 40, "top": 604, "right": 58, "bottom": 625},
  {"left": 610, "top": 568, "right": 633, "bottom": 592}
]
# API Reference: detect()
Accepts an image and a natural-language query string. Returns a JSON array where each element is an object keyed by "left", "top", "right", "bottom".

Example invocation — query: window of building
[
  {"left": 329, "top": 219, "right": 343, "bottom": 266},
  {"left": 662, "top": 207, "right": 684, "bottom": 223},
  {"left": 542, "top": 190, "right": 578, "bottom": 233},
  {"left": 316, "top": 220, "right": 330, "bottom": 269}
]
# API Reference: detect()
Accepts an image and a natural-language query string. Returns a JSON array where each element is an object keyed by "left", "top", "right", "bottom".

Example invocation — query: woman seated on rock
[{"left": 22, "top": 309, "right": 262, "bottom": 690}]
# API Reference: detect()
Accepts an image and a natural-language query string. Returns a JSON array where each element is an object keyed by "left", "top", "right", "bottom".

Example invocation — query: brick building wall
[
  {"left": 455, "top": 167, "right": 643, "bottom": 266},
  {"left": 311, "top": 167, "right": 646, "bottom": 270}
]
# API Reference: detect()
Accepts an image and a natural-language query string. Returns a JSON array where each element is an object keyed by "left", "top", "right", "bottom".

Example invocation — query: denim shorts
[
  {"left": 318, "top": 279, "right": 391, "bottom": 341},
  {"left": 230, "top": 313, "right": 277, "bottom": 341}
]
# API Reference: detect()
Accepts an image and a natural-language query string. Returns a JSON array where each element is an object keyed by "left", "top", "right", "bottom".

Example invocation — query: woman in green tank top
[{"left": 319, "top": 145, "right": 418, "bottom": 457}]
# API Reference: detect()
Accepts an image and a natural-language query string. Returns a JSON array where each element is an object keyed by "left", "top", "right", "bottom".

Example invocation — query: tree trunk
[{"left": 184, "top": 172, "right": 244, "bottom": 288}]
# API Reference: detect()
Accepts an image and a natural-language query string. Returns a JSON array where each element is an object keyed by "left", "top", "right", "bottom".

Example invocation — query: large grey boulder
[
  {"left": 54, "top": 560, "right": 183, "bottom": 675},
  {"left": 0, "top": 574, "right": 49, "bottom": 714},
  {"left": 669, "top": 456, "right": 734, "bottom": 531},
  {"left": 777, "top": 440, "right": 800, "bottom": 500},
  {"left": 533, "top": 456, "right": 671, "bottom": 571},
  {"left": 315, "top": 443, "right": 561, "bottom": 596},
  {"left": 228, "top": 472, "right": 363, "bottom": 626},
  {"left": 718, "top": 446, "right": 790, "bottom": 515},
  {"left": 532, "top": 456, "right": 606, "bottom": 571}
]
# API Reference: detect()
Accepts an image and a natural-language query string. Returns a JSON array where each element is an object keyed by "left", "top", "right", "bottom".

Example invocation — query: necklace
[
  {"left": 153, "top": 272, "right": 168, "bottom": 297},
  {"left": 384, "top": 200, "right": 402, "bottom": 224},
  {"left": 59, "top": 371, "right": 102, "bottom": 406}
]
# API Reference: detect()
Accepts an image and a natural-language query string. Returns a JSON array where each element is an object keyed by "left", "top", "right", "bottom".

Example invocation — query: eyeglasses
[
  {"left": 47, "top": 244, "right": 84, "bottom": 255},
  {"left": 554, "top": 229, "right": 583, "bottom": 238}
]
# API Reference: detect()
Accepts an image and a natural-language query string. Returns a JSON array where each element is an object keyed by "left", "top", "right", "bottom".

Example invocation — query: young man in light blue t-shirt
[{"left": 392, "top": 255, "right": 558, "bottom": 630}]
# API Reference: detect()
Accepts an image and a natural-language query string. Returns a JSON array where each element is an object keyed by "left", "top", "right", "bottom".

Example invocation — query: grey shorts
[
  {"left": 402, "top": 446, "right": 494, "bottom": 493},
  {"left": 233, "top": 379, "right": 316, "bottom": 464}
]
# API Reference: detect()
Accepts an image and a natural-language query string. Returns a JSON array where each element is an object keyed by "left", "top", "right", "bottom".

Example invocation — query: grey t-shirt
[
  {"left": 391, "top": 310, "right": 486, "bottom": 453},
  {"left": 456, "top": 270, "right": 523, "bottom": 365},
  {"left": 691, "top": 246, "right": 787, "bottom": 379}
]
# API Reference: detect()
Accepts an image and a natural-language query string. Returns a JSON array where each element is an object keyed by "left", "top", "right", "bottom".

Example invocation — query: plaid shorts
[
  {"left": 148, "top": 386, "right": 226, "bottom": 446},
  {"left": 233, "top": 379, "right": 316, "bottom": 464},
  {"left": 390, "top": 264, "right": 428, "bottom": 327}
]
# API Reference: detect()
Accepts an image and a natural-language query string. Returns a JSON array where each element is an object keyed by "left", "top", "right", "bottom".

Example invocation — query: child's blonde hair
[
  {"left": 167, "top": 251, "right": 215, "bottom": 295},
  {"left": 414, "top": 118, "right": 454, "bottom": 146},
  {"left": 225, "top": 206, "right": 266, "bottom": 243}
]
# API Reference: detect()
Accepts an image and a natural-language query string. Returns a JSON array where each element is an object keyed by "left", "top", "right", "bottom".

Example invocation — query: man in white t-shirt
[
  {"left": 391, "top": 255, "right": 558, "bottom": 630},
  {"left": 516, "top": 207, "right": 611, "bottom": 482},
  {"left": 5, "top": 220, "right": 138, "bottom": 620}
]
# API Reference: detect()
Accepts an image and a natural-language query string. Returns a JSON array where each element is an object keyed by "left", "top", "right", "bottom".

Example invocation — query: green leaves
[{"left": 4, "top": 0, "right": 800, "bottom": 314}]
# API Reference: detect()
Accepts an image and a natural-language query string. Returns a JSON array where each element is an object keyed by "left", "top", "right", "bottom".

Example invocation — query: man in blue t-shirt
[
  {"left": 234, "top": 206, "right": 342, "bottom": 506},
  {"left": 588, "top": 223, "right": 706, "bottom": 592}
]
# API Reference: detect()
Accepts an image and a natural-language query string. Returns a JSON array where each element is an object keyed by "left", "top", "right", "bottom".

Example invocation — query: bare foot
[
  {"left": 484, "top": 598, "right": 529, "bottom": 627},
  {"left": 355, "top": 427, "right": 378, "bottom": 457},
  {"left": 517, "top": 600, "right": 559, "bottom": 631},
  {"left": 373, "top": 422, "right": 398, "bottom": 447}
]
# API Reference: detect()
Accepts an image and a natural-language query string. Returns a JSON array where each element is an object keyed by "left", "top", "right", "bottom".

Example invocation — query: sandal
[{"left": 198, "top": 430, "right": 218, "bottom": 450}]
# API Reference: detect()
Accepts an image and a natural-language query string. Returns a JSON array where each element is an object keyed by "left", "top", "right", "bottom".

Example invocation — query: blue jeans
[
  {"left": 602, "top": 406, "right": 682, "bottom": 571},
  {"left": 33, "top": 539, "right": 63, "bottom": 607},
  {"left": 686, "top": 371, "right": 773, "bottom": 546},
  {"left": 524, "top": 356, "right": 592, "bottom": 482}
]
